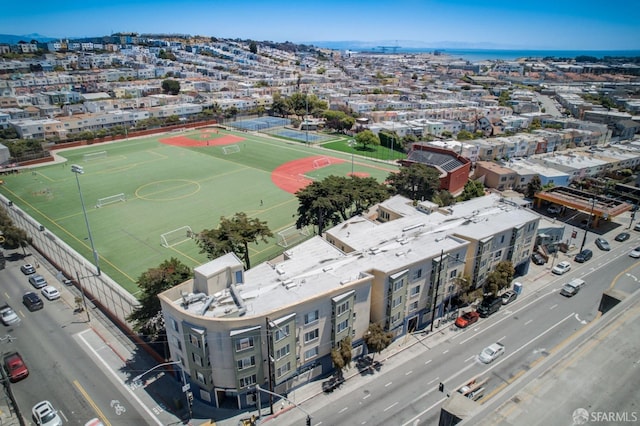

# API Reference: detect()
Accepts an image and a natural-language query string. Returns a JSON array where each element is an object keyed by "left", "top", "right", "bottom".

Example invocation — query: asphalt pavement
[{"left": 0, "top": 209, "right": 635, "bottom": 426}]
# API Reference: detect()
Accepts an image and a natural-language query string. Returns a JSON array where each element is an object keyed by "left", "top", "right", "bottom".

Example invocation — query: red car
[
  {"left": 3, "top": 352, "right": 28, "bottom": 382},
  {"left": 455, "top": 311, "right": 480, "bottom": 328}
]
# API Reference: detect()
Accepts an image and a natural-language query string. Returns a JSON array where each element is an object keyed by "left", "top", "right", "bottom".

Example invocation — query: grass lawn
[{"left": 0, "top": 129, "right": 397, "bottom": 294}]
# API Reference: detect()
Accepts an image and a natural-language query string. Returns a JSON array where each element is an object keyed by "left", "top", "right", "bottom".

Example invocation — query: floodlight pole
[{"left": 71, "top": 165, "right": 100, "bottom": 276}]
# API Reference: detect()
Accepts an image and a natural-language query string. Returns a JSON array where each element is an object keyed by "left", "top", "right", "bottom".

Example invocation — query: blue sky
[{"left": 2, "top": 0, "right": 639, "bottom": 50}]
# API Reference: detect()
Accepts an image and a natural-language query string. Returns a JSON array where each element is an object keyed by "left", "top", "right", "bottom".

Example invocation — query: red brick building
[{"left": 401, "top": 144, "right": 471, "bottom": 195}]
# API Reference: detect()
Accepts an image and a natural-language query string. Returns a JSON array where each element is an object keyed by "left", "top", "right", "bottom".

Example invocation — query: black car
[
  {"left": 531, "top": 253, "right": 546, "bottom": 265},
  {"left": 615, "top": 232, "right": 630, "bottom": 242},
  {"left": 574, "top": 249, "right": 593, "bottom": 263},
  {"left": 22, "top": 292, "right": 43, "bottom": 311}
]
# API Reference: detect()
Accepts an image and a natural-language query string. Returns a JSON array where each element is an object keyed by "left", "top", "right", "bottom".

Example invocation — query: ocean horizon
[{"left": 334, "top": 45, "right": 640, "bottom": 62}]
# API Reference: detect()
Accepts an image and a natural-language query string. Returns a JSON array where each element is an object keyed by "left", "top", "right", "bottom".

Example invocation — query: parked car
[
  {"left": 476, "top": 296, "right": 502, "bottom": 318},
  {"left": 595, "top": 238, "right": 610, "bottom": 251},
  {"left": 531, "top": 253, "right": 546, "bottom": 265},
  {"left": 547, "top": 205, "right": 561, "bottom": 215},
  {"left": 28, "top": 274, "right": 48, "bottom": 289},
  {"left": 552, "top": 261, "right": 572, "bottom": 275},
  {"left": 455, "top": 311, "right": 480, "bottom": 328},
  {"left": 634, "top": 223, "right": 640, "bottom": 232},
  {"left": 574, "top": 249, "right": 593, "bottom": 263},
  {"left": 501, "top": 290, "right": 517, "bottom": 305},
  {"left": 20, "top": 263, "right": 36, "bottom": 275},
  {"left": 23, "top": 292, "right": 43, "bottom": 311},
  {"left": 560, "top": 278, "right": 586, "bottom": 297},
  {"left": 32, "top": 400, "right": 63, "bottom": 426},
  {"left": 3, "top": 351, "right": 28, "bottom": 382},
  {"left": 629, "top": 247, "right": 640, "bottom": 258},
  {"left": 615, "top": 232, "right": 631, "bottom": 242},
  {"left": 478, "top": 342, "right": 505, "bottom": 363},
  {"left": 0, "top": 304, "right": 20, "bottom": 326},
  {"left": 41, "top": 286, "right": 60, "bottom": 301}
]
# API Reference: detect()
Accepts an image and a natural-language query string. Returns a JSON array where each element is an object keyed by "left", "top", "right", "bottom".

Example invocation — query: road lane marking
[
  {"left": 339, "top": 407, "right": 348, "bottom": 414},
  {"left": 424, "top": 359, "right": 432, "bottom": 365},
  {"left": 426, "top": 377, "right": 439, "bottom": 385},
  {"left": 74, "top": 380, "right": 110, "bottom": 426},
  {"left": 464, "top": 355, "right": 475, "bottom": 362},
  {"left": 363, "top": 394, "right": 371, "bottom": 400},
  {"left": 384, "top": 402, "right": 398, "bottom": 412},
  {"left": 550, "top": 304, "right": 558, "bottom": 310},
  {"left": 442, "top": 349, "right": 449, "bottom": 354},
  {"left": 77, "top": 330, "right": 164, "bottom": 426},
  {"left": 524, "top": 319, "right": 533, "bottom": 325},
  {"left": 405, "top": 371, "right": 413, "bottom": 376},
  {"left": 385, "top": 382, "right": 393, "bottom": 387}
]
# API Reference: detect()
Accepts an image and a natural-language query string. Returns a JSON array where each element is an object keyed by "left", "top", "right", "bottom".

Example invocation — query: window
[
  {"left": 392, "top": 296, "right": 402, "bottom": 308},
  {"left": 304, "top": 310, "right": 319, "bottom": 325},
  {"left": 235, "top": 270, "right": 243, "bottom": 284},
  {"left": 170, "top": 318, "right": 178, "bottom": 332},
  {"left": 237, "top": 356, "right": 256, "bottom": 370},
  {"left": 196, "top": 371, "right": 206, "bottom": 384},
  {"left": 189, "top": 333, "right": 202, "bottom": 348},
  {"left": 412, "top": 269, "right": 422, "bottom": 280},
  {"left": 449, "top": 270, "right": 457, "bottom": 278},
  {"left": 275, "top": 344, "right": 290, "bottom": 360},
  {"left": 239, "top": 374, "right": 257, "bottom": 388},
  {"left": 304, "top": 329, "right": 319, "bottom": 343},
  {"left": 410, "top": 285, "right": 420, "bottom": 297},
  {"left": 171, "top": 336, "right": 182, "bottom": 351},
  {"left": 500, "top": 235, "right": 505, "bottom": 243},
  {"left": 409, "top": 301, "right": 418, "bottom": 311},
  {"left": 393, "top": 280, "right": 404, "bottom": 292},
  {"left": 274, "top": 324, "right": 289, "bottom": 342},
  {"left": 304, "top": 346, "right": 319, "bottom": 360},
  {"left": 337, "top": 319, "right": 349, "bottom": 333},
  {"left": 192, "top": 353, "right": 203, "bottom": 367},
  {"left": 276, "top": 362, "right": 291, "bottom": 378},
  {"left": 390, "top": 312, "right": 401, "bottom": 324},
  {"left": 235, "top": 337, "right": 254, "bottom": 352},
  {"left": 336, "top": 301, "right": 350, "bottom": 316},
  {"left": 495, "top": 250, "right": 502, "bottom": 259}
]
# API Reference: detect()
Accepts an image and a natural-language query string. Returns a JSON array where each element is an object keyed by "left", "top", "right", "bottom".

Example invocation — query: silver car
[{"left": 479, "top": 342, "right": 505, "bottom": 364}]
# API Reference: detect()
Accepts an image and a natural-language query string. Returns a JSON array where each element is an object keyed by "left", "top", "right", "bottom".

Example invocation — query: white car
[
  {"left": 479, "top": 342, "right": 505, "bottom": 364},
  {"left": 630, "top": 247, "right": 640, "bottom": 258},
  {"left": 41, "top": 286, "right": 60, "bottom": 301},
  {"left": 0, "top": 304, "right": 20, "bottom": 326},
  {"left": 547, "top": 205, "right": 561, "bottom": 215},
  {"left": 551, "top": 261, "right": 572, "bottom": 275},
  {"left": 32, "top": 400, "right": 63, "bottom": 426}
]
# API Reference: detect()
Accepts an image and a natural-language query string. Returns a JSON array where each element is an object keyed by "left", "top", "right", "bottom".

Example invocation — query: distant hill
[{"left": 0, "top": 33, "right": 56, "bottom": 44}]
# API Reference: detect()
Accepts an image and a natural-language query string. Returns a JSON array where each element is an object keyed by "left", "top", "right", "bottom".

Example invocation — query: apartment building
[{"left": 158, "top": 194, "right": 539, "bottom": 409}]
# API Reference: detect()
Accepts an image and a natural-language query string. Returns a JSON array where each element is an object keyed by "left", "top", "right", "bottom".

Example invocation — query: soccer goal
[
  {"left": 277, "top": 225, "right": 311, "bottom": 248},
  {"left": 222, "top": 144, "right": 241, "bottom": 155},
  {"left": 161, "top": 226, "right": 194, "bottom": 248},
  {"left": 96, "top": 193, "right": 126, "bottom": 208},
  {"left": 83, "top": 151, "right": 108, "bottom": 162},
  {"left": 312, "top": 157, "right": 331, "bottom": 169}
]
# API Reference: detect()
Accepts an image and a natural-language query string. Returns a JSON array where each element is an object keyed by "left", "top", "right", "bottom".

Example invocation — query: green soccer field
[{"left": 0, "top": 129, "right": 397, "bottom": 294}]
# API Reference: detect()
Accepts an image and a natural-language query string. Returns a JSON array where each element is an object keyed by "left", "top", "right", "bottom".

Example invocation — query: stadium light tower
[{"left": 71, "top": 164, "right": 100, "bottom": 276}]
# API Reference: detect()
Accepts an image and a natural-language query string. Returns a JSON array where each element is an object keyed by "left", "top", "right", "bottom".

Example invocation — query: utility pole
[
  {"left": 579, "top": 198, "right": 596, "bottom": 253},
  {"left": 265, "top": 317, "right": 274, "bottom": 414},
  {"left": 430, "top": 250, "right": 445, "bottom": 332}
]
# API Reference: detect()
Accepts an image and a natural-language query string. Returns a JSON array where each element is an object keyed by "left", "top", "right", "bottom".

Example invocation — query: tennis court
[
  {"left": 228, "top": 117, "right": 291, "bottom": 131},
  {"left": 0, "top": 128, "right": 397, "bottom": 294}
]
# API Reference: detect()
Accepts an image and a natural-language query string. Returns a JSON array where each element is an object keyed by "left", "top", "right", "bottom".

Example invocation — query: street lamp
[
  {"left": 579, "top": 198, "right": 596, "bottom": 253},
  {"left": 133, "top": 360, "right": 192, "bottom": 420},
  {"left": 71, "top": 165, "right": 100, "bottom": 276},
  {"left": 430, "top": 250, "right": 445, "bottom": 332}
]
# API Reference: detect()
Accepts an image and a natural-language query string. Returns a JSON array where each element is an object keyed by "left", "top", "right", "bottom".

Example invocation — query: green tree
[
  {"left": 331, "top": 336, "right": 353, "bottom": 377},
  {"left": 458, "top": 180, "right": 485, "bottom": 201},
  {"left": 295, "top": 175, "right": 389, "bottom": 235},
  {"left": 161, "top": 79, "right": 180, "bottom": 95},
  {"left": 526, "top": 175, "right": 542, "bottom": 198},
  {"left": 126, "top": 258, "right": 192, "bottom": 339},
  {"left": 484, "top": 261, "right": 514, "bottom": 296},
  {"left": 287, "top": 92, "right": 327, "bottom": 121},
  {"left": 270, "top": 93, "right": 289, "bottom": 117},
  {"left": 323, "top": 110, "right": 355, "bottom": 133},
  {"left": 386, "top": 163, "right": 440, "bottom": 201},
  {"left": 196, "top": 212, "right": 273, "bottom": 270},
  {"left": 363, "top": 323, "right": 394, "bottom": 363},
  {"left": 456, "top": 130, "right": 474, "bottom": 141},
  {"left": 354, "top": 129, "right": 380, "bottom": 151},
  {"left": 432, "top": 189, "right": 455, "bottom": 207},
  {"left": 248, "top": 41, "right": 258, "bottom": 54}
]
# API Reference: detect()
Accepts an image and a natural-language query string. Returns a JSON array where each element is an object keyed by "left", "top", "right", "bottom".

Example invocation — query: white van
[{"left": 560, "top": 278, "right": 585, "bottom": 297}]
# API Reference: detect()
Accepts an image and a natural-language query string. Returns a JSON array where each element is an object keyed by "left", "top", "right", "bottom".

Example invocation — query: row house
[
  {"left": 0, "top": 112, "right": 9, "bottom": 129},
  {"left": 530, "top": 153, "right": 610, "bottom": 182},
  {"left": 10, "top": 118, "right": 64, "bottom": 139},
  {"left": 148, "top": 103, "right": 202, "bottom": 119},
  {"left": 158, "top": 194, "right": 539, "bottom": 410}
]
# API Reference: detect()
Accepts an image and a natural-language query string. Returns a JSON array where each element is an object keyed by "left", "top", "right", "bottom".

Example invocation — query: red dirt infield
[
  {"left": 272, "top": 156, "right": 350, "bottom": 194},
  {"left": 159, "top": 134, "right": 245, "bottom": 147}
]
